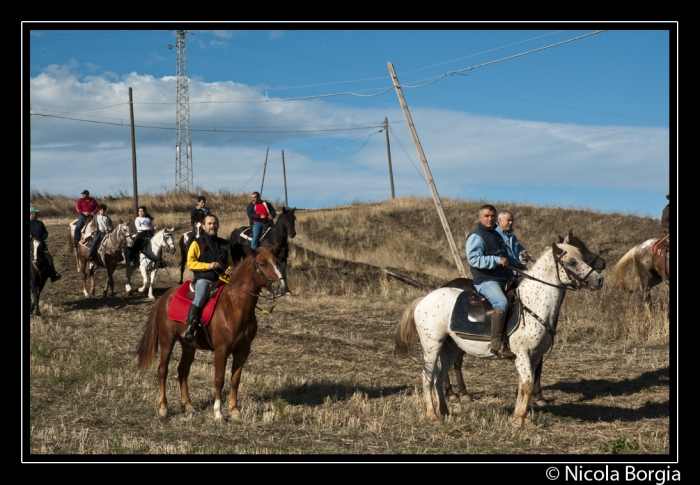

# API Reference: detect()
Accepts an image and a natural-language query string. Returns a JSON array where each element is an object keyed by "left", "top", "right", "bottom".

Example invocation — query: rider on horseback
[
  {"left": 29, "top": 207, "right": 62, "bottom": 282},
  {"left": 129, "top": 206, "right": 157, "bottom": 266},
  {"left": 191, "top": 196, "right": 209, "bottom": 234},
  {"left": 182, "top": 214, "right": 234, "bottom": 343},
  {"left": 466, "top": 204, "right": 526, "bottom": 359},
  {"left": 73, "top": 190, "right": 99, "bottom": 247},
  {"left": 88, "top": 204, "right": 112, "bottom": 262},
  {"left": 247, "top": 192, "right": 276, "bottom": 249}
]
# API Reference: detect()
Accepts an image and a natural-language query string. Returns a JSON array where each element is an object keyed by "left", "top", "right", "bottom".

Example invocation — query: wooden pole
[
  {"left": 129, "top": 87, "right": 138, "bottom": 217},
  {"left": 282, "top": 150, "right": 288, "bottom": 207},
  {"left": 384, "top": 117, "right": 395, "bottom": 199},
  {"left": 260, "top": 147, "right": 269, "bottom": 196},
  {"left": 387, "top": 62, "right": 468, "bottom": 278}
]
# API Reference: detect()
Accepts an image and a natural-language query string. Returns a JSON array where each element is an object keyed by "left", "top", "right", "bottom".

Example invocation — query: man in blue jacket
[
  {"left": 495, "top": 210, "right": 530, "bottom": 273},
  {"left": 466, "top": 204, "right": 524, "bottom": 359},
  {"left": 29, "top": 207, "right": 62, "bottom": 282}
]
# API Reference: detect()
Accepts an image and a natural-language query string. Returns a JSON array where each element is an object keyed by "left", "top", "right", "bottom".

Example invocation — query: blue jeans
[
  {"left": 474, "top": 280, "right": 508, "bottom": 312},
  {"left": 192, "top": 278, "right": 214, "bottom": 308},
  {"left": 251, "top": 222, "right": 267, "bottom": 249},
  {"left": 88, "top": 231, "right": 103, "bottom": 259},
  {"left": 74, "top": 215, "right": 88, "bottom": 242}
]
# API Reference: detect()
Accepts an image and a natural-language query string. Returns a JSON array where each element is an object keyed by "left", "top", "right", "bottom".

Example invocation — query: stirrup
[
  {"left": 490, "top": 346, "right": 516, "bottom": 360},
  {"left": 182, "top": 323, "right": 196, "bottom": 343}
]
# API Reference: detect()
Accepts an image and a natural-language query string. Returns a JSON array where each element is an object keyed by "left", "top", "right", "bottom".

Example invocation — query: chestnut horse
[
  {"left": 441, "top": 229, "right": 607, "bottom": 406},
  {"left": 136, "top": 246, "right": 288, "bottom": 423},
  {"left": 612, "top": 238, "right": 670, "bottom": 311}
]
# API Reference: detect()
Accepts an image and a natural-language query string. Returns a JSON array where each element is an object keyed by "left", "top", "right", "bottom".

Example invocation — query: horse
[
  {"left": 612, "top": 238, "right": 670, "bottom": 311},
  {"left": 30, "top": 237, "right": 51, "bottom": 316},
  {"left": 395, "top": 242, "right": 604, "bottom": 428},
  {"left": 125, "top": 227, "right": 177, "bottom": 300},
  {"left": 136, "top": 246, "right": 288, "bottom": 423},
  {"left": 177, "top": 222, "right": 203, "bottom": 285},
  {"left": 229, "top": 207, "right": 296, "bottom": 289},
  {"left": 67, "top": 219, "right": 134, "bottom": 298},
  {"left": 441, "top": 229, "right": 607, "bottom": 406}
]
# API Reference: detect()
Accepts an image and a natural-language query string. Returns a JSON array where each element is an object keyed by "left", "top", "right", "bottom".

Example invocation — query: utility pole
[
  {"left": 281, "top": 150, "right": 288, "bottom": 207},
  {"left": 260, "top": 147, "right": 269, "bottom": 196},
  {"left": 129, "top": 87, "right": 139, "bottom": 216},
  {"left": 388, "top": 62, "right": 468, "bottom": 278},
  {"left": 384, "top": 117, "right": 395, "bottom": 199},
  {"left": 174, "top": 30, "right": 193, "bottom": 193}
]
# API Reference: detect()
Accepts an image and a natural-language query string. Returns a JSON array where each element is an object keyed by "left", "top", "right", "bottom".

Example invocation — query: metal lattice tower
[{"left": 175, "top": 30, "right": 193, "bottom": 192}]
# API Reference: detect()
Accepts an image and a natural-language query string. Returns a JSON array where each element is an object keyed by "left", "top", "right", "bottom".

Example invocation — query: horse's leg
[
  {"left": 213, "top": 347, "right": 232, "bottom": 424},
  {"left": 227, "top": 350, "right": 250, "bottom": 424},
  {"left": 79, "top": 258, "right": 90, "bottom": 297},
  {"left": 138, "top": 260, "right": 148, "bottom": 294},
  {"left": 421, "top": 347, "right": 441, "bottom": 423},
  {"left": 177, "top": 343, "right": 197, "bottom": 414},
  {"left": 451, "top": 350, "right": 471, "bottom": 401},
  {"left": 147, "top": 269, "right": 156, "bottom": 300},
  {"left": 30, "top": 280, "right": 40, "bottom": 316},
  {"left": 89, "top": 261, "right": 96, "bottom": 296},
  {"left": 155, "top": 331, "right": 178, "bottom": 417},
  {"left": 531, "top": 359, "right": 547, "bottom": 407},
  {"left": 513, "top": 356, "right": 534, "bottom": 428},
  {"left": 436, "top": 342, "right": 460, "bottom": 417},
  {"left": 125, "top": 261, "right": 133, "bottom": 295}
]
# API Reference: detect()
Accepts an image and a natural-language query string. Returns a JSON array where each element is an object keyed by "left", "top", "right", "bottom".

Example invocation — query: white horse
[
  {"left": 125, "top": 227, "right": 176, "bottom": 300},
  {"left": 395, "top": 242, "right": 604, "bottom": 428}
]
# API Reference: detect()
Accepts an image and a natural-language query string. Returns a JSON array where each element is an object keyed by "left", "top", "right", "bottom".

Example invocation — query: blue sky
[{"left": 25, "top": 25, "right": 675, "bottom": 217}]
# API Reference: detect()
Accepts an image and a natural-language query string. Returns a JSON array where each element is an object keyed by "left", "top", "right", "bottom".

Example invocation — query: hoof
[
  {"left": 158, "top": 408, "right": 168, "bottom": 418},
  {"left": 448, "top": 394, "right": 459, "bottom": 403},
  {"left": 460, "top": 394, "right": 473, "bottom": 403},
  {"left": 533, "top": 398, "right": 547, "bottom": 407},
  {"left": 230, "top": 412, "right": 243, "bottom": 424},
  {"left": 427, "top": 412, "right": 440, "bottom": 423}
]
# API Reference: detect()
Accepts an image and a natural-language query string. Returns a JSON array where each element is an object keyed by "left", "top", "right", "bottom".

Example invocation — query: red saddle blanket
[{"left": 167, "top": 281, "right": 225, "bottom": 326}]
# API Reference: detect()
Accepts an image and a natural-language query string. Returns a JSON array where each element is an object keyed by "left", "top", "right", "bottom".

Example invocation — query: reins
[{"left": 216, "top": 258, "right": 281, "bottom": 313}]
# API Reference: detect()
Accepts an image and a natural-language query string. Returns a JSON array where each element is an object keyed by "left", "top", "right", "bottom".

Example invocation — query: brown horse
[
  {"left": 441, "top": 229, "right": 607, "bottom": 406},
  {"left": 613, "top": 238, "right": 670, "bottom": 311},
  {"left": 68, "top": 219, "right": 134, "bottom": 298},
  {"left": 136, "top": 246, "right": 288, "bottom": 423}
]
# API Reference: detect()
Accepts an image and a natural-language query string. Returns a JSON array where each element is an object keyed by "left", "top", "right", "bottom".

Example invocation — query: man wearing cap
[
  {"left": 29, "top": 207, "right": 62, "bottom": 282},
  {"left": 74, "top": 190, "right": 99, "bottom": 246}
]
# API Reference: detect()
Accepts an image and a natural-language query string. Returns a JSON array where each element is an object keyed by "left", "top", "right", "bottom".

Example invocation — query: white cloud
[{"left": 28, "top": 65, "right": 669, "bottom": 210}]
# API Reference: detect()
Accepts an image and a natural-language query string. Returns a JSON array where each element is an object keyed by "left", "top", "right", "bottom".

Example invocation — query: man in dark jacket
[
  {"left": 181, "top": 214, "right": 233, "bottom": 343},
  {"left": 29, "top": 207, "right": 62, "bottom": 282},
  {"left": 466, "top": 204, "right": 524, "bottom": 359},
  {"left": 190, "top": 196, "right": 209, "bottom": 234}
]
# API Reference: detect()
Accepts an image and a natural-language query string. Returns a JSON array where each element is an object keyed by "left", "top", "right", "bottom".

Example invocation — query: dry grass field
[{"left": 26, "top": 190, "right": 673, "bottom": 459}]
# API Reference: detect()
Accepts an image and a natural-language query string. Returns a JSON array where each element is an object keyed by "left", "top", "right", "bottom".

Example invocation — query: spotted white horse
[
  {"left": 395, "top": 242, "right": 603, "bottom": 428},
  {"left": 125, "top": 227, "right": 176, "bottom": 299}
]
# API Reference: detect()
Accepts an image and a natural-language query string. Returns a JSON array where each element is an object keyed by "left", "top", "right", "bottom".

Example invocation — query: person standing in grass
[
  {"left": 29, "top": 206, "right": 62, "bottom": 282},
  {"left": 247, "top": 192, "right": 276, "bottom": 250}
]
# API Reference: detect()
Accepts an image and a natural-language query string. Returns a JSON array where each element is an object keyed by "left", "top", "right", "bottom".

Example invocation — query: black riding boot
[
  {"left": 489, "top": 308, "right": 515, "bottom": 359},
  {"left": 182, "top": 304, "right": 202, "bottom": 343}
]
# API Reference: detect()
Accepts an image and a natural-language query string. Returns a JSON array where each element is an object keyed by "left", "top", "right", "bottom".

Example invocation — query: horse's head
[
  {"left": 552, "top": 242, "right": 604, "bottom": 290},
  {"left": 558, "top": 229, "right": 606, "bottom": 272},
  {"left": 280, "top": 207, "right": 297, "bottom": 238},
  {"left": 162, "top": 228, "right": 177, "bottom": 254},
  {"left": 246, "top": 245, "right": 288, "bottom": 297},
  {"left": 31, "top": 237, "right": 46, "bottom": 264},
  {"left": 117, "top": 219, "right": 135, "bottom": 247}
]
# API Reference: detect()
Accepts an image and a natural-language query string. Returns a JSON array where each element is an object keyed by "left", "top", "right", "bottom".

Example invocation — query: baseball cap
[
  {"left": 81, "top": 190, "right": 90, "bottom": 195},
  {"left": 30, "top": 207, "right": 40, "bottom": 213}
]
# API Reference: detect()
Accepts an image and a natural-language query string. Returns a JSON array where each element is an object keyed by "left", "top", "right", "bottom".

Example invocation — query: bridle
[
  {"left": 506, "top": 249, "right": 594, "bottom": 292},
  {"left": 30, "top": 239, "right": 49, "bottom": 273},
  {"left": 225, "top": 256, "right": 284, "bottom": 302}
]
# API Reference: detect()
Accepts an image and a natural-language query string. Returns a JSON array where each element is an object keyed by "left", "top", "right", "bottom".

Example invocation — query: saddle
[
  {"left": 167, "top": 280, "right": 226, "bottom": 328},
  {"left": 238, "top": 226, "right": 271, "bottom": 244},
  {"left": 450, "top": 277, "right": 521, "bottom": 341}
]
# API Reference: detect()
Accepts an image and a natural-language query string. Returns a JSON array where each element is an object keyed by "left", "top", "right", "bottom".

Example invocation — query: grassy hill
[{"left": 27, "top": 190, "right": 672, "bottom": 456}]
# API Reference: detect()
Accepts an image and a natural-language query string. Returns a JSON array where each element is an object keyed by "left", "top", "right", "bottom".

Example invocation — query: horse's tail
[
  {"left": 612, "top": 245, "right": 639, "bottom": 290},
  {"left": 136, "top": 302, "right": 160, "bottom": 371},
  {"left": 394, "top": 297, "right": 423, "bottom": 357}
]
